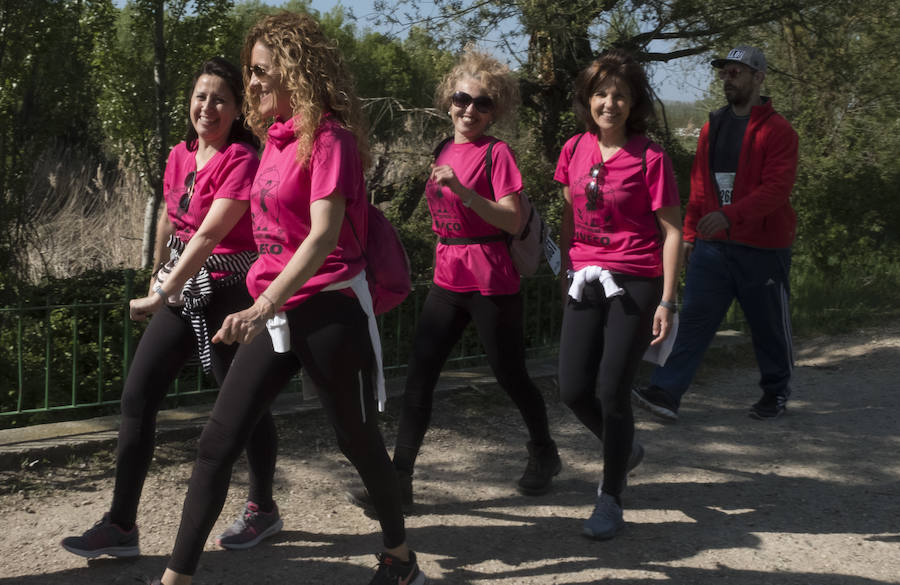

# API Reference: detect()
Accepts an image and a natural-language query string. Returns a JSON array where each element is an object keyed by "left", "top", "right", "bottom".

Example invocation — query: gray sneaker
[
  {"left": 583, "top": 492, "right": 624, "bottom": 540},
  {"left": 60, "top": 514, "right": 139, "bottom": 558},
  {"left": 216, "top": 501, "right": 283, "bottom": 550}
]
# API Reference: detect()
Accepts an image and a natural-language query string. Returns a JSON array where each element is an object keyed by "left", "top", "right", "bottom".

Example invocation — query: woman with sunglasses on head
[
  {"left": 348, "top": 47, "right": 560, "bottom": 514},
  {"left": 60, "top": 57, "right": 282, "bottom": 560},
  {"left": 149, "top": 12, "right": 426, "bottom": 585},
  {"left": 554, "top": 49, "right": 681, "bottom": 540}
]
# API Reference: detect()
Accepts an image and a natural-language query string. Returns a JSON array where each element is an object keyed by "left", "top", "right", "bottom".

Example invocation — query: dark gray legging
[
  {"left": 393, "top": 284, "right": 552, "bottom": 474},
  {"left": 557, "top": 275, "right": 661, "bottom": 497},
  {"left": 167, "top": 291, "right": 405, "bottom": 575},
  {"left": 109, "top": 280, "right": 277, "bottom": 530}
]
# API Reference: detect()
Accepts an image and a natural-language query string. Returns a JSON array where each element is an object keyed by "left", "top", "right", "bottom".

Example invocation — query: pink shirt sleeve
[
  {"left": 644, "top": 144, "right": 680, "bottom": 211},
  {"left": 309, "top": 124, "right": 364, "bottom": 205}
]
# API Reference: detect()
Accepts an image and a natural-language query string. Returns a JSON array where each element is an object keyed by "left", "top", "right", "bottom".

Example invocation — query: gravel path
[{"left": 3, "top": 322, "right": 899, "bottom": 584}]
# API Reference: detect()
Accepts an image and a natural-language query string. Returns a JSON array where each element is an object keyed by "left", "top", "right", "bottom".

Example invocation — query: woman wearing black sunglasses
[
  {"left": 347, "top": 47, "right": 560, "bottom": 514},
  {"left": 554, "top": 49, "right": 681, "bottom": 540},
  {"left": 61, "top": 57, "right": 282, "bottom": 559}
]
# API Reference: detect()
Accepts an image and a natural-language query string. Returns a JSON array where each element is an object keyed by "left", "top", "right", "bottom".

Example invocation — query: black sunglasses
[
  {"left": 247, "top": 64, "right": 271, "bottom": 79},
  {"left": 450, "top": 91, "right": 495, "bottom": 114},
  {"left": 179, "top": 170, "right": 196, "bottom": 212},
  {"left": 584, "top": 162, "right": 606, "bottom": 211}
]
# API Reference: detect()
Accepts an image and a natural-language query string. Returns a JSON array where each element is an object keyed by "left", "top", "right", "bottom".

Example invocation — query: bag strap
[
  {"left": 432, "top": 136, "right": 453, "bottom": 160},
  {"left": 641, "top": 138, "right": 651, "bottom": 176},
  {"left": 483, "top": 138, "right": 500, "bottom": 198},
  {"left": 571, "top": 132, "right": 586, "bottom": 158}
]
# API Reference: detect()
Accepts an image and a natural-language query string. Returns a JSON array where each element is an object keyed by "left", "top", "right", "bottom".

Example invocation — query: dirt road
[{"left": 3, "top": 323, "right": 899, "bottom": 584}]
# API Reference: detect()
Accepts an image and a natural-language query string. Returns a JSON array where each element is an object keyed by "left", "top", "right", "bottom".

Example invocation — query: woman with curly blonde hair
[
  {"left": 150, "top": 12, "right": 426, "bottom": 585},
  {"left": 347, "top": 47, "right": 560, "bottom": 515}
]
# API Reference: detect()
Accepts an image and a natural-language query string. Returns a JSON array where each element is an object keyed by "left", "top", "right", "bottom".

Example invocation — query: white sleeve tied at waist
[{"left": 567, "top": 266, "right": 625, "bottom": 301}]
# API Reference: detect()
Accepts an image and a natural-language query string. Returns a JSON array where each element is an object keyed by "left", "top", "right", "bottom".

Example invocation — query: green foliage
[
  {"left": 0, "top": 0, "right": 116, "bottom": 275},
  {"left": 0, "top": 269, "right": 148, "bottom": 428}
]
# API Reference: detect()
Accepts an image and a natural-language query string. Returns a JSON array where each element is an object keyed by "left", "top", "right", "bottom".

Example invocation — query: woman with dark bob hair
[
  {"left": 554, "top": 49, "right": 682, "bottom": 539},
  {"left": 148, "top": 12, "right": 426, "bottom": 585},
  {"left": 61, "top": 56, "right": 281, "bottom": 559},
  {"left": 348, "top": 47, "right": 561, "bottom": 513}
]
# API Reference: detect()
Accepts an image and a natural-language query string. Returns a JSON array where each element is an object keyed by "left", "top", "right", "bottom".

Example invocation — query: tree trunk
[
  {"left": 141, "top": 0, "right": 168, "bottom": 269},
  {"left": 523, "top": 23, "right": 594, "bottom": 163}
]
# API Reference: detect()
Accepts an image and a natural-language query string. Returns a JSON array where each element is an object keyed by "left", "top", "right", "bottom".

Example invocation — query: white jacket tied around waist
[{"left": 567, "top": 266, "right": 624, "bottom": 301}]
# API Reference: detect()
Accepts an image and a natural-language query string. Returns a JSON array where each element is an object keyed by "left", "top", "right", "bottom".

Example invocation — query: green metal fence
[{"left": 1, "top": 274, "right": 565, "bottom": 428}]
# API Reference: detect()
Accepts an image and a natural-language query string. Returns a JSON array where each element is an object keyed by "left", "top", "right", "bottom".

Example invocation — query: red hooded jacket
[{"left": 683, "top": 98, "right": 798, "bottom": 248}]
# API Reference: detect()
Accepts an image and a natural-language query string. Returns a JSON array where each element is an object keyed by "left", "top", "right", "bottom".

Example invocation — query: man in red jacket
[{"left": 633, "top": 45, "right": 798, "bottom": 421}]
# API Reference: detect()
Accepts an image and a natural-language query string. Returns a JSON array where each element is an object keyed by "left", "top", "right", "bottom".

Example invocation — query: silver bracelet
[
  {"left": 152, "top": 284, "right": 167, "bottom": 300},
  {"left": 659, "top": 299, "right": 676, "bottom": 311}
]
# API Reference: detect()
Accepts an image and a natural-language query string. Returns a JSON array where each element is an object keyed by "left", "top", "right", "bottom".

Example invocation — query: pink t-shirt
[
  {"left": 163, "top": 141, "right": 258, "bottom": 256},
  {"left": 246, "top": 116, "right": 366, "bottom": 310},
  {"left": 554, "top": 133, "right": 679, "bottom": 277},
  {"left": 427, "top": 136, "right": 521, "bottom": 295}
]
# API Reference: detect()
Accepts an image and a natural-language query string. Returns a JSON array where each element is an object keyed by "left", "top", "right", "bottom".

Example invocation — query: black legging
[
  {"left": 557, "top": 275, "right": 661, "bottom": 497},
  {"left": 168, "top": 291, "right": 405, "bottom": 575},
  {"left": 393, "top": 284, "right": 553, "bottom": 474},
  {"left": 109, "top": 280, "right": 277, "bottom": 530}
]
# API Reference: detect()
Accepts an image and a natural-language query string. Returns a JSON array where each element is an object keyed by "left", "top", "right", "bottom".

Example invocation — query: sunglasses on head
[
  {"left": 584, "top": 162, "right": 606, "bottom": 211},
  {"left": 450, "top": 91, "right": 495, "bottom": 114},
  {"left": 179, "top": 170, "right": 196, "bottom": 212}
]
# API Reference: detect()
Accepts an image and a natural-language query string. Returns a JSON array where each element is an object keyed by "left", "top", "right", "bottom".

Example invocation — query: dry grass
[{"left": 20, "top": 144, "right": 146, "bottom": 282}]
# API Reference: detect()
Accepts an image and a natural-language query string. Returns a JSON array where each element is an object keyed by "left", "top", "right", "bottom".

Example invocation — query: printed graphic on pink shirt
[{"left": 253, "top": 166, "right": 283, "bottom": 231}]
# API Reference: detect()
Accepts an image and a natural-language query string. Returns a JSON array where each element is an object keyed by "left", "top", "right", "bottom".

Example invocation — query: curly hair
[
  {"left": 434, "top": 47, "right": 520, "bottom": 124},
  {"left": 184, "top": 57, "right": 259, "bottom": 151},
  {"left": 240, "top": 12, "right": 370, "bottom": 169},
  {"left": 573, "top": 49, "right": 656, "bottom": 136}
]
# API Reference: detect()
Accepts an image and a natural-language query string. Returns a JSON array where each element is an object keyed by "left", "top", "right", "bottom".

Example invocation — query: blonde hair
[
  {"left": 434, "top": 47, "right": 520, "bottom": 123},
  {"left": 241, "top": 12, "right": 371, "bottom": 169}
]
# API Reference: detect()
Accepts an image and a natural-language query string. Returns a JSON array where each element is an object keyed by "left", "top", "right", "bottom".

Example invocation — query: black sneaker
[
  {"left": 60, "top": 513, "right": 139, "bottom": 558},
  {"left": 345, "top": 470, "right": 414, "bottom": 515},
  {"left": 632, "top": 386, "right": 679, "bottom": 421},
  {"left": 368, "top": 550, "right": 426, "bottom": 585},
  {"left": 749, "top": 393, "right": 787, "bottom": 420},
  {"left": 517, "top": 440, "right": 562, "bottom": 496}
]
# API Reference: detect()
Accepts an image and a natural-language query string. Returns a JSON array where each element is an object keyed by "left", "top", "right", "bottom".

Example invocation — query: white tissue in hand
[{"left": 266, "top": 312, "right": 290, "bottom": 353}]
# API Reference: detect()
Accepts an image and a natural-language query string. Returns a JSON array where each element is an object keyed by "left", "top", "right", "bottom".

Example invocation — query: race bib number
[{"left": 715, "top": 172, "right": 735, "bottom": 206}]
